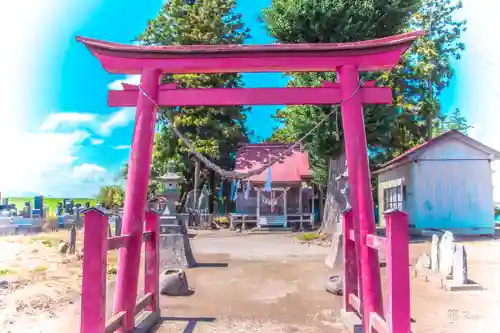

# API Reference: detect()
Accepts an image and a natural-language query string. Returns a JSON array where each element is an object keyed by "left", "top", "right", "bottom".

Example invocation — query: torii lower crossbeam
[{"left": 109, "top": 82, "right": 392, "bottom": 106}]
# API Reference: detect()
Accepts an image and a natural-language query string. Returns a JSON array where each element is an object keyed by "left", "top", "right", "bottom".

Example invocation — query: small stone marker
[
  {"left": 439, "top": 231, "right": 455, "bottom": 276},
  {"left": 443, "top": 243, "right": 481, "bottom": 291},
  {"left": 69, "top": 224, "right": 77, "bottom": 254},
  {"left": 452, "top": 245, "right": 467, "bottom": 285},
  {"left": 431, "top": 234, "right": 439, "bottom": 272},
  {"left": 414, "top": 253, "right": 431, "bottom": 276}
]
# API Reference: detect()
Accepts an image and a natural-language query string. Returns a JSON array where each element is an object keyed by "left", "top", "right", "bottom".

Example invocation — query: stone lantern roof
[{"left": 156, "top": 160, "right": 185, "bottom": 183}]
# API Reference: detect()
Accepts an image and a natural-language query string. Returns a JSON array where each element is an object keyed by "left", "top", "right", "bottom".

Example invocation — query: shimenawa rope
[{"left": 137, "top": 80, "right": 362, "bottom": 180}]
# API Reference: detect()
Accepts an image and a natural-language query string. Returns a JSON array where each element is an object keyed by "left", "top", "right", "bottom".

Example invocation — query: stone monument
[
  {"left": 431, "top": 234, "right": 439, "bottom": 272},
  {"left": 438, "top": 231, "right": 455, "bottom": 276},
  {"left": 413, "top": 231, "right": 481, "bottom": 292},
  {"left": 452, "top": 244, "right": 467, "bottom": 285}
]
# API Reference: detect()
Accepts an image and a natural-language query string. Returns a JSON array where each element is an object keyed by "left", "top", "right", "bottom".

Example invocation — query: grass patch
[
  {"left": 214, "top": 216, "right": 229, "bottom": 224},
  {"left": 296, "top": 232, "right": 320, "bottom": 242},
  {"left": 107, "top": 266, "right": 117, "bottom": 276},
  {"left": 32, "top": 265, "right": 48, "bottom": 274},
  {"left": 6, "top": 197, "right": 97, "bottom": 217},
  {"left": 25, "top": 232, "right": 76, "bottom": 247},
  {"left": 107, "top": 249, "right": 120, "bottom": 276},
  {"left": 0, "top": 268, "right": 14, "bottom": 276},
  {"left": 41, "top": 239, "right": 56, "bottom": 247},
  {"left": 25, "top": 236, "right": 62, "bottom": 248}
]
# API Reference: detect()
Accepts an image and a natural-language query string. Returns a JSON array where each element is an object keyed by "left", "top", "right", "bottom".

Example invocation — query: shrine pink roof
[
  {"left": 235, "top": 144, "right": 312, "bottom": 184},
  {"left": 76, "top": 31, "right": 424, "bottom": 74}
]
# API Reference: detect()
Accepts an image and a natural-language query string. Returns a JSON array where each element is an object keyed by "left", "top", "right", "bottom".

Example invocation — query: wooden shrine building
[{"left": 230, "top": 143, "right": 316, "bottom": 230}]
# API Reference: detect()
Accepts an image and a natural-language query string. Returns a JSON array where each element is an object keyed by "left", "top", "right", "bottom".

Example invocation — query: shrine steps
[
  {"left": 250, "top": 227, "right": 294, "bottom": 233},
  {"left": 250, "top": 224, "right": 315, "bottom": 233}
]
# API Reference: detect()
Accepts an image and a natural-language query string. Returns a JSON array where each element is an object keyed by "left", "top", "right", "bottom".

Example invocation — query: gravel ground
[
  {"left": 1, "top": 229, "right": 499, "bottom": 332},
  {"left": 153, "top": 231, "right": 500, "bottom": 333},
  {"left": 153, "top": 231, "right": 346, "bottom": 333}
]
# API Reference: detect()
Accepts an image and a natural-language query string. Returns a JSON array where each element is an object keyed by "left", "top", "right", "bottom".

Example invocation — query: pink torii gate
[{"left": 77, "top": 31, "right": 423, "bottom": 333}]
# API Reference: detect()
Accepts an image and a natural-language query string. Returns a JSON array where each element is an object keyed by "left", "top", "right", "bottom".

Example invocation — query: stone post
[
  {"left": 431, "top": 234, "right": 439, "bottom": 272},
  {"left": 452, "top": 245, "right": 467, "bottom": 285}
]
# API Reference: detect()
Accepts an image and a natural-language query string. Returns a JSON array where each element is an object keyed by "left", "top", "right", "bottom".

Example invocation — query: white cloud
[
  {"left": 72, "top": 163, "right": 107, "bottom": 182},
  {"left": 35, "top": 107, "right": 136, "bottom": 139},
  {"left": 0, "top": 107, "right": 133, "bottom": 196},
  {"left": 0, "top": 0, "right": 112, "bottom": 198},
  {"left": 99, "top": 108, "right": 136, "bottom": 136},
  {"left": 90, "top": 138, "right": 104, "bottom": 145},
  {"left": 39, "top": 112, "right": 96, "bottom": 131},
  {"left": 114, "top": 145, "right": 131, "bottom": 150},
  {"left": 108, "top": 75, "right": 141, "bottom": 90},
  {"left": 0, "top": 128, "right": 112, "bottom": 197},
  {"left": 37, "top": 109, "right": 136, "bottom": 137},
  {"left": 0, "top": 113, "right": 112, "bottom": 197}
]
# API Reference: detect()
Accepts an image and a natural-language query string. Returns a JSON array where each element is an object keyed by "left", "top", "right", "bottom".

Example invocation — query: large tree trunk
[
  {"left": 224, "top": 179, "right": 231, "bottom": 217},
  {"left": 322, "top": 153, "right": 348, "bottom": 270},
  {"left": 320, "top": 154, "right": 348, "bottom": 234}
]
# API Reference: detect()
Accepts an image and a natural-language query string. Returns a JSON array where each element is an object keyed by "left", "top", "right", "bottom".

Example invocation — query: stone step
[{"left": 159, "top": 224, "right": 182, "bottom": 234}]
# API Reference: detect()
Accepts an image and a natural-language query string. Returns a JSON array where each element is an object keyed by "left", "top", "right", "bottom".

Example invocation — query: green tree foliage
[
  {"left": 264, "top": 0, "right": 420, "bottom": 43},
  {"left": 128, "top": 0, "right": 251, "bottom": 205},
  {"left": 266, "top": 126, "right": 296, "bottom": 144},
  {"left": 262, "top": 0, "right": 422, "bottom": 184},
  {"left": 96, "top": 185, "right": 125, "bottom": 209},
  {"left": 262, "top": 0, "right": 467, "bottom": 183},
  {"left": 384, "top": 0, "right": 467, "bottom": 144},
  {"left": 433, "top": 108, "right": 472, "bottom": 136}
]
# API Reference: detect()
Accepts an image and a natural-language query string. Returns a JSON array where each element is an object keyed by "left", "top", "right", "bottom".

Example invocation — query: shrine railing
[
  {"left": 342, "top": 208, "right": 411, "bottom": 333},
  {"left": 80, "top": 208, "right": 160, "bottom": 333}
]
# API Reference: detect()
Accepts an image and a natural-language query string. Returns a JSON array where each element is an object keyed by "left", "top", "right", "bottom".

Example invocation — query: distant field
[{"left": 6, "top": 197, "right": 97, "bottom": 216}]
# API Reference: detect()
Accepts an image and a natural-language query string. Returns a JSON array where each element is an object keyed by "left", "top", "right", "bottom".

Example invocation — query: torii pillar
[
  {"left": 338, "top": 65, "right": 383, "bottom": 321},
  {"left": 112, "top": 69, "right": 160, "bottom": 329}
]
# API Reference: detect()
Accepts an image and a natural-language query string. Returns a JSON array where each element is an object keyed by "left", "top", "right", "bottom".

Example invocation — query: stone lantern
[
  {"left": 156, "top": 160, "right": 184, "bottom": 216},
  {"left": 155, "top": 161, "right": 197, "bottom": 269}
]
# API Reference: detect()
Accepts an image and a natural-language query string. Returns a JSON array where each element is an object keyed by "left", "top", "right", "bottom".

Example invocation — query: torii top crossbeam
[{"left": 76, "top": 31, "right": 424, "bottom": 74}]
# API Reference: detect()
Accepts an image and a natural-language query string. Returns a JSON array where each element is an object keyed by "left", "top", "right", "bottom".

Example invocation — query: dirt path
[
  {"left": 153, "top": 231, "right": 500, "bottom": 333},
  {"left": 153, "top": 232, "right": 347, "bottom": 332}
]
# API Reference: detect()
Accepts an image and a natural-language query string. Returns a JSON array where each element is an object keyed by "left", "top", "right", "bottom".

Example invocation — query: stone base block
[
  {"left": 133, "top": 310, "right": 160, "bottom": 333},
  {"left": 160, "top": 234, "right": 197, "bottom": 268},
  {"left": 443, "top": 279, "right": 483, "bottom": 292}
]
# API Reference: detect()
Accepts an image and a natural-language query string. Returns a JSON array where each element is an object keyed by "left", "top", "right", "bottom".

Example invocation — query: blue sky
[{"left": 0, "top": 0, "right": 498, "bottom": 199}]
